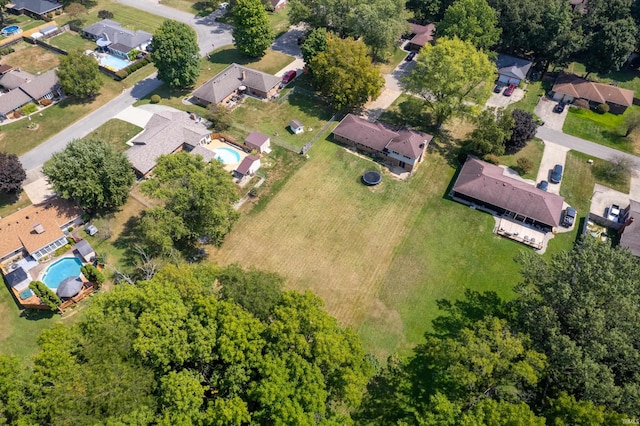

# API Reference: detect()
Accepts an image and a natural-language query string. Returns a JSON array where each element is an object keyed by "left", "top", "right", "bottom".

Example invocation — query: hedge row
[
  {"left": 29, "top": 280, "right": 61, "bottom": 310},
  {"left": 115, "top": 56, "right": 152, "bottom": 80}
]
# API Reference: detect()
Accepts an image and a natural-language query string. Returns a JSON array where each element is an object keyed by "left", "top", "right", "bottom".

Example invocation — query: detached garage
[{"left": 496, "top": 54, "right": 532, "bottom": 86}]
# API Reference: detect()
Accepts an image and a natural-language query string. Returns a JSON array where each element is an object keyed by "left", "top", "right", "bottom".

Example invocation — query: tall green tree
[
  {"left": 151, "top": 20, "right": 200, "bottom": 88},
  {"left": 233, "top": 0, "right": 274, "bottom": 57},
  {"left": 218, "top": 263, "right": 284, "bottom": 320},
  {"left": 350, "top": 0, "right": 410, "bottom": 60},
  {"left": 583, "top": 18, "right": 637, "bottom": 75},
  {"left": 465, "top": 107, "right": 515, "bottom": 157},
  {"left": 56, "top": 50, "right": 102, "bottom": 98},
  {"left": 0, "top": 152, "right": 26, "bottom": 193},
  {"left": 406, "top": 0, "right": 455, "bottom": 22},
  {"left": 309, "top": 36, "right": 384, "bottom": 110},
  {"left": 402, "top": 37, "right": 495, "bottom": 127},
  {"left": 300, "top": 27, "right": 329, "bottom": 69},
  {"left": 439, "top": 0, "right": 501, "bottom": 51},
  {"left": 506, "top": 109, "right": 538, "bottom": 154},
  {"left": 140, "top": 152, "right": 239, "bottom": 252},
  {"left": 42, "top": 138, "right": 135, "bottom": 210}
]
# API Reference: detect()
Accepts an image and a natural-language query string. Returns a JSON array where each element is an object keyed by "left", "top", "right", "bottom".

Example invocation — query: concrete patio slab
[
  {"left": 114, "top": 106, "right": 154, "bottom": 128},
  {"left": 23, "top": 176, "right": 54, "bottom": 204}
]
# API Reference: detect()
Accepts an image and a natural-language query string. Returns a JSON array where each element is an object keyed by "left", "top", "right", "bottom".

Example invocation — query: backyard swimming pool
[
  {"left": 99, "top": 54, "right": 131, "bottom": 71},
  {"left": 213, "top": 147, "right": 242, "bottom": 164},
  {"left": 42, "top": 257, "right": 83, "bottom": 290},
  {"left": 1, "top": 25, "right": 20, "bottom": 37}
]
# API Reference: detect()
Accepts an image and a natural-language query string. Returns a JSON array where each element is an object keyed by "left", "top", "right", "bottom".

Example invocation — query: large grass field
[
  {"left": 2, "top": 43, "right": 61, "bottom": 74},
  {"left": 48, "top": 31, "right": 96, "bottom": 52},
  {"left": 563, "top": 106, "right": 640, "bottom": 154},
  {"left": 58, "top": 0, "right": 167, "bottom": 33}
]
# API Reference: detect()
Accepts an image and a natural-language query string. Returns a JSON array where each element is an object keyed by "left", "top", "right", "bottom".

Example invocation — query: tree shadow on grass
[
  {"left": 112, "top": 214, "right": 145, "bottom": 268},
  {"left": 286, "top": 91, "right": 334, "bottom": 120}
]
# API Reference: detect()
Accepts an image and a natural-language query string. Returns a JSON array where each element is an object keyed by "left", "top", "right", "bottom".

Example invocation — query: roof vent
[{"left": 33, "top": 223, "right": 45, "bottom": 234}]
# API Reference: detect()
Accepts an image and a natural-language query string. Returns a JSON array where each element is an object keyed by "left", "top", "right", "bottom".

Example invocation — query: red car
[
  {"left": 282, "top": 70, "right": 297, "bottom": 84},
  {"left": 503, "top": 84, "right": 516, "bottom": 96}
]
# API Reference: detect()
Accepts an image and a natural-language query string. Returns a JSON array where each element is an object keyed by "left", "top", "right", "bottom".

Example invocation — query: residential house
[
  {"left": 234, "top": 155, "right": 261, "bottom": 179},
  {"left": 0, "top": 69, "right": 62, "bottom": 119},
  {"left": 191, "top": 63, "right": 281, "bottom": 107},
  {"left": 270, "top": 0, "right": 287, "bottom": 10},
  {"left": 496, "top": 54, "right": 532, "bottom": 86},
  {"left": 0, "top": 198, "right": 83, "bottom": 263},
  {"left": 82, "top": 19, "right": 152, "bottom": 58},
  {"left": 405, "top": 22, "right": 435, "bottom": 52},
  {"left": 332, "top": 113, "right": 432, "bottom": 173},
  {"left": 551, "top": 73, "right": 634, "bottom": 114},
  {"left": 451, "top": 157, "right": 565, "bottom": 234},
  {"left": 6, "top": 0, "right": 62, "bottom": 19},
  {"left": 289, "top": 120, "right": 304, "bottom": 134},
  {"left": 125, "top": 110, "right": 211, "bottom": 177},
  {"left": 245, "top": 131, "right": 271, "bottom": 153},
  {"left": 618, "top": 201, "right": 640, "bottom": 256}
]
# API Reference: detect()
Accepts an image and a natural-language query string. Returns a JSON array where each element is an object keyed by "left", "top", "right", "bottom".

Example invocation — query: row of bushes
[
  {"left": 0, "top": 47, "right": 15, "bottom": 56},
  {"left": 29, "top": 280, "right": 61, "bottom": 310},
  {"left": 114, "top": 56, "right": 152, "bottom": 80},
  {"left": 570, "top": 98, "right": 610, "bottom": 114}
]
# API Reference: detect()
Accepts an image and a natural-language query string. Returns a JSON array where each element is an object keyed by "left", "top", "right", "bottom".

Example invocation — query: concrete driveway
[
  {"left": 534, "top": 96, "right": 567, "bottom": 131},
  {"left": 114, "top": 106, "right": 154, "bottom": 128},
  {"left": 485, "top": 87, "right": 524, "bottom": 109},
  {"left": 589, "top": 183, "right": 630, "bottom": 218},
  {"left": 271, "top": 24, "right": 305, "bottom": 58},
  {"left": 536, "top": 141, "right": 569, "bottom": 194}
]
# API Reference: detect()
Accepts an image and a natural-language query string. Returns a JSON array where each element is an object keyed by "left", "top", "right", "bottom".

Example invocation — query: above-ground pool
[
  {"left": 1, "top": 26, "right": 20, "bottom": 37},
  {"left": 42, "top": 257, "right": 83, "bottom": 290},
  {"left": 213, "top": 147, "right": 242, "bottom": 164},
  {"left": 99, "top": 54, "right": 131, "bottom": 71},
  {"left": 362, "top": 170, "right": 382, "bottom": 186}
]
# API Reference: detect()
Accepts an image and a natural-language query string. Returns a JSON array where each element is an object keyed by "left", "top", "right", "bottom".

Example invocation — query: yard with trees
[{"left": 56, "top": 50, "right": 102, "bottom": 98}]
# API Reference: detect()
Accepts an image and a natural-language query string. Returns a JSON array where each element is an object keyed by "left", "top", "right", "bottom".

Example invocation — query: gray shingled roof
[
  {"left": 8, "top": 0, "right": 62, "bottom": 14},
  {"left": 620, "top": 200, "right": 640, "bottom": 257},
  {"left": 496, "top": 54, "right": 532, "bottom": 80},
  {"left": 452, "top": 157, "right": 564, "bottom": 227},
  {"left": 75, "top": 239, "right": 94, "bottom": 258},
  {"left": 83, "top": 19, "right": 152, "bottom": 52},
  {"left": 190, "top": 145, "right": 218, "bottom": 163},
  {"left": 192, "top": 64, "right": 281, "bottom": 104},
  {"left": 0, "top": 88, "right": 32, "bottom": 115},
  {"left": 20, "top": 70, "right": 59, "bottom": 100},
  {"left": 0, "top": 70, "right": 35, "bottom": 90},
  {"left": 126, "top": 111, "right": 210, "bottom": 175}
]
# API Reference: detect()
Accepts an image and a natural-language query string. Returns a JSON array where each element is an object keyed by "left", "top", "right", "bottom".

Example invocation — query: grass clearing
[
  {"left": 48, "top": 31, "right": 96, "bottom": 52},
  {"left": 497, "top": 138, "right": 545, "bottom": 181},
  {"left": 377, "top": 47, "right": 408, "bottom": 75},
  {"left": 563, "top": 106, "right": 639, "bottom": 154},
  {"left": 267, "top": 10, "right": 291, "bottom": 38},
  {"left": 506, "top": 81, "right": 550, "bottom": 114},
  {"left": 2, "top": 42, "right": 60, "bottom": 74},
  {"left": 86, "top": 119, "right": 142, "bottom": 152},
  {"left": 210, "top": 138, "right": 527, "bottom": 359},
  {"left": 159, "top": 0, "right": 200, "bottom": 13},
  {"left": 57, "top": 0, "right": 167, "bottom": 32},
  {"left": 0, "top": 192, "right": 31, "bottom": 218}
]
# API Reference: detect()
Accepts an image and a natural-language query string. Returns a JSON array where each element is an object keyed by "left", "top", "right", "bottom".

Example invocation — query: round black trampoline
[{"left": 362, "top": 170, "right": 382, "bottom": 186}]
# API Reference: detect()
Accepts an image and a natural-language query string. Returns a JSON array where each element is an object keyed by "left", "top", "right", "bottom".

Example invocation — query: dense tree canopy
[
  {"left": 506, "top": 109, "right": 538, "bottom": 154},
  {"left": 233, "top": 0, "right": 275, "bottom": 57},
  {"left": 583, "top": 18, "right": 637, "bottom": 75},
  {"left": 42, "top": 138, "right": 135, "bottom": 210},
  {"left": 151, "top": 20, "right": 200, "bottom": 88},
  {"left": 300, "top": 27, "right": 329, "bottom": 68},
  {"left": 139, "top": 152, "right": 239, "bottom": 253},
  {"left": 465, "top": 107, "right": 514, "bottom": 157},
  {"left": 402, "top": 37, "right": 495, "bottom": 127},
  {"left": 56, "top": 50, "right": 102, "bottom": 98},
  {"left": 438, "top": 0, "right": 501, "bottom": 51},
  {"left": 0, "top": 152, "right": 26, "bottom": 193},
  {"left": 309, "top": 36, "right": 384, "bottom": 110}
]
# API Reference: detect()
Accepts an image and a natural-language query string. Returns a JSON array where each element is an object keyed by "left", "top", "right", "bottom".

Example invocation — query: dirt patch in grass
[{"left": 3, "top": 43, "right": 60, "bottom": 74}]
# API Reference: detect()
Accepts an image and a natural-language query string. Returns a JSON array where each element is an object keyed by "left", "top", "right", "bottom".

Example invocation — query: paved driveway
[
  {"left": 536, "top": 141, "right": 569, "bottom": 194},
  {"left": 485, "top": 87, "right": 524, "bottom": 109},
  {"left": 114, "top": 106, "right": 154, "bottom": 128},
  {"left": 534, "top": 96, "right": 567, "bottom": 131}
]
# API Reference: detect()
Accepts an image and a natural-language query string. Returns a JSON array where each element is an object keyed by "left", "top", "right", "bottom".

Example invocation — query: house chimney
[
  {"left": 33, "top": 223, "right": 45, "bottom": 234},
  {"left": 241, "top": 71, "right": 246, "bottom": 80}
]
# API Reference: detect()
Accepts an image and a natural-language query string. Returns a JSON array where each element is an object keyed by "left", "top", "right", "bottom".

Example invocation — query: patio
[{"left": 495, "top": 217, "right": 546, "bottom": 250}]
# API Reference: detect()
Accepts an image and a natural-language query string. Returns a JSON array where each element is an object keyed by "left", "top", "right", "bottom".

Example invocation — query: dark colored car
[
  {"left": 550, "top": 164, "right": 563, "bottom": 183},
  {"left": 406, "top": 51, "right": 416, "bottom": 61},
  {"left": 563, "top": 207, "right": 577, "bottom": 227},
  {"left": 538, "top": 180, "right": 548, "bottom": 191},
  {"left": 553, "top": 102, "right": 565, "bottom": 113},
  {"left": 504, "top": 84, "right": 515, "bottom": 96},
  {"left": 493, "top": 84, "right": 503, "bottom": 93},
  {"left": 282, "top": 70, "right": 297, "bottom": 84}
]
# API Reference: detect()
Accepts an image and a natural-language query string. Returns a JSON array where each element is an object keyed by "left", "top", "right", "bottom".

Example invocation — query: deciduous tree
[
  {"left": 439, "top": 0, "right": 501, "bottom": 51},
  {"left": 56, "top": 50, "right": 102, "bottom": 98},
  {"left": 309, "top": 36, "right": 384, "bottom": 110},
  {"left": 233, "top": 0, "right": 274, "bottom": 57},
  {"left": 402, "top": 37, "right": 495, "bottom": 127},
  {"left": 0, "top": 152, "right": 26, "bottom": 193},
  {"left": 218, "top": 263, "right": 284, "bottom": 320},
  {"left": 151, "top": 20, "right": 200, "bottom": 88},
  {"left": 583, "top": 18, "right": 637, "bottom": 75},
  {"left": 42, "top": 138, "right": 135, "bottom": 210},
  {"left": 350, "top": 0, "right": 410, "bottom": 60},
  {"left": 64, "top": 2, "right": 86, "bottom": 19},
  {"left": 465, "top": 107, "right": 514, "bottom": 157},
  {"left": 300, "top": 27, "right": 328, "bottom": 66},
  {"left": 506, "top": 109, "right": 538, "bottom": 154}
]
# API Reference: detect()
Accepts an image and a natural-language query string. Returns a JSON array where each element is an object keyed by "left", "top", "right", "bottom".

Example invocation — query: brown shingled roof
[
  {"left": 409, "top": 23, "right": 435, "bottom": 47},
  {"left": 553, "top": 73, "right": 634, "bottom": 106},
  {"left": 453, "top": 157, "right": 565, "bottom": 228}
]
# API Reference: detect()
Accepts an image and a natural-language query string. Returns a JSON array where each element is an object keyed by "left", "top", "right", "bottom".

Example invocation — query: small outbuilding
[
  {"left": 75, "top": 239, "right": 95, "bottom": 262},
  {"left": 289, "top": 120, "right": 304, "bottom": 134},
  {"left": 57, "top": 276, "right": 83, "bottom": 299},
  {"left": 234, "top": 155, "right": 261, "bottom": 179},
  {"left": 3, "top": 266, "right": 31, "bottom": 292},
  {"left": 244, "top": 131, "right": 271, "bottom": 154}
]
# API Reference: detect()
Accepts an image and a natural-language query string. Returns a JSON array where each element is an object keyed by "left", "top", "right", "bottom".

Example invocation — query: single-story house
[
  {"left": 245, "top": 131, "right": 271, "bottom": 153},
  {"left": 405, "top": 22, "right": 435, "bottom": 51},
  {"left": 289, "top": 120, "right": 304, "bottom": 134},
  {"left": 75, "top": 239, "right": 95, "bottom": 263},
  {"left": 125, "top": 110, "right": 211, "bottom": 177},
  {"left": 6, "top": 0, "right": 62, "bottom": 19},
  {"left": 82, "top": 19, "right": 152, "bottom": 58},
  {"left": 0, "top": 198, "right": 83, "bottom": 263},
  {"left": 619, "top": 201, "right": 640, "bottom": 256},
  {"left": 234, "top": 155, "right": 261, "bottom": 179},
  {"left": 551, "top": 73, "right": 634, "bottom": 114},
  {"left": 495, "top": 54, "right": 532, "bottom": 86},
  {"left": 332, "top": 113, "right": 432, "bottom": 174},
  {"left": 270, "top": 0, "right": 287, "bottom": 10},
  {"left": 451, "top": 157, "right": 565, "bottom": 231},
  {"left": 191, "top": 63, "right": 281, "bottom": 106},
  {"left": 0, "top": 69, "right": 62, "bottom": 119}
]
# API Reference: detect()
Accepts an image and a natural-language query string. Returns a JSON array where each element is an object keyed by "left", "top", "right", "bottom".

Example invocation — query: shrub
[
  {"left": 516, "top": 157, "right": 534, "bottom": 174},
  {"left": 0, "top": 47, "right": 15, "bottom": 56},
  {"left": 53, "top": 244, "right": 71, "bottom": 257},
  {"left": 40, "top": 98, "right": 52, "bottom": 106},
  {"left": 80, "top": 264, "right": 105, "bottom": 288},
  {"left": 573, "top": 98, "right": 590, "bottom": 109},
  {"left": 483, "top": 154, "right": 500, "bottom": 165},
  {"left": 115, "top": 69, "right": 128, "bottom": 79},
  {"left": 98, "top": 10, "right": 114, "bottom": 19},
  {"left": 29, "top": 280, "right": 61, "bottom": 310},
  {"left": 12, "top": 110, "right": 22, "bottom": 118},
  {"left": 150, "top": 94, "right": 161, "bottom": 104},
  {"left": 20, "top": 103, "right": 38, "bottom": 115},
  {"left": 596, "top": 103, "right": 610, "bottom": 114}
]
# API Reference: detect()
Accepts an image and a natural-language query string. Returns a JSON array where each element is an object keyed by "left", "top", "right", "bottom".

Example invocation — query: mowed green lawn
[
  {"left": 210, "top": 138, "right": 525, "bottom": 359},
  {"left": 563, "top": 106, "right": 639, "bottom": 154},
  {"left": 48, "top": 32, "right": 96, "bottom": 52},
  {"left": 86, "top": 119, "right": 142, "bottom": 152},
  {"left": 58, "top": 1, "right": 167, "bottom": 33}
]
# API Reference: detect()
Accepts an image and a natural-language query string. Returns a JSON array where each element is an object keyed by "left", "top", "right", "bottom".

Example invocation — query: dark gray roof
[
  {"left": 0, "top": 88, "right": 32, "bottom": 115},
  {"left": 496, "top": 54, "right": 532, "bottom": 80},
  {"left": 452, "top": 157, "right": 564, "bottom": 227},
  {"left": 4, "top": 267, "right": 28, "bottom": 288},
  {"left": 19, "top": 70, "right": 59, "bottom": 100},
  {"left": 192, "top": 64, "right": 281, "bottom": 104},
  {"left": 83, "top": 19, "right": 152, "bottom": 52},
  {"left": 75, "top": 239, "right": 94, "bottom": 258},
  {"left": 0, "top": 70, "right": 35, "bottom": 90},
  {"left": 57, "top": 276, "right": 83, "bottom": 298},
  {"left": 620, "top": 200, "right": 640, "bottom": 256},
  {"left": 8, "top": 0, "right": 62, "bottom": 14}
]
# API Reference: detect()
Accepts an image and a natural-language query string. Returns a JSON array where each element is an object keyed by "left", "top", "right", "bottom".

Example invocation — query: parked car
[
  {"left": 405, "top": 51, "right": 417, "bottom": 61},
  {"left": 550, "top": 164, "right": 563, "bottom": 183},
  {"left": 607, "top": 204, "right": 621, "bottom": 222},
  {"left": 537, "top": 180, "right": 548, "bottom": 191},
  {"left": 282, "top": 70, "right": 297, "bottom": 84},
  {"left": 553, "top": 102, "right": 565, "bottom": 113},
  {"left": 493, "top": 84, "right": 503, "bottom": 93},
  {"left": 503, "top": 84, "right": 516, "bottom": 96},
  {"left": 563, "top": 207, "right": 577, "bottom": 227}
]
